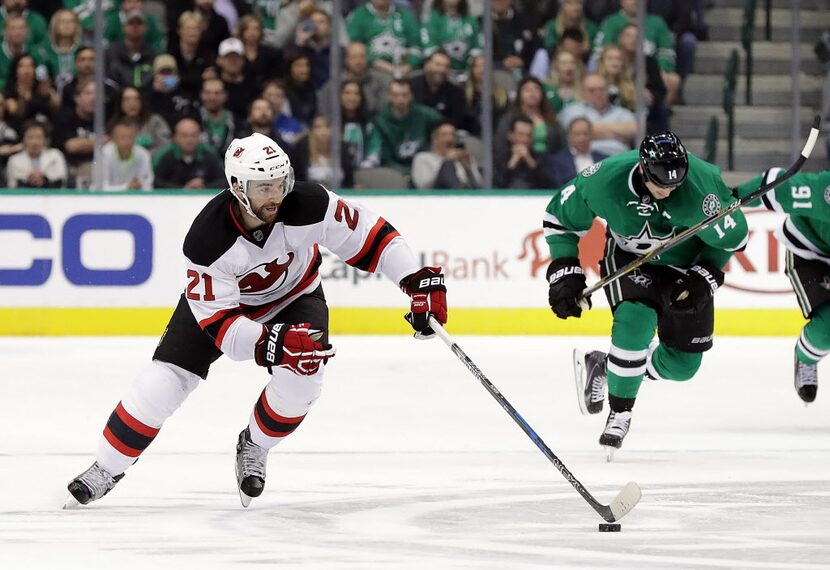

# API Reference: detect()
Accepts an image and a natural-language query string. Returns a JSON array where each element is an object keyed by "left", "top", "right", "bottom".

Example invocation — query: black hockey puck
[{"left": 598, "top": 523, "right": 621, "bottom": 532}]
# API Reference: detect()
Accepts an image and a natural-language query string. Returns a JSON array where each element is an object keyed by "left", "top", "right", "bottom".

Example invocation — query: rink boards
[{"left": 0, "top": 189, "right": 807, "bottom": 336}]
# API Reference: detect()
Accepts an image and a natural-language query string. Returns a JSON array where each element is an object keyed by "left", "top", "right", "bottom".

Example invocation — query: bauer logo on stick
[{"left": 702, "top": 194, "right": 721, "bottom": 217}]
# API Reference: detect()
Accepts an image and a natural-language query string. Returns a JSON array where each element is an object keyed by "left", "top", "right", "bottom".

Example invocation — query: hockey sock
[
  {"left": 96, "top": 361, "right": 200, "bottom": 476},
  {"left": 609, "top": 394, "right": 636, "bottom": 413},
  {"left": 247, "top": 366, "right": 324, "bottom": 449},
  {"left": 607, "top": 301, "right": 657, "bottom": 399},
  {"left": 649, "top": 345, "right": 702, "bottom": 382},
  {"left": 796, "top": 305, "right": 830, "bottom": 365},
  {"left": 98, "top": 401, "right": 160, "bottom": 475},
  {"left": 249, "top": 387, "right": 307, "bottom": 448}
]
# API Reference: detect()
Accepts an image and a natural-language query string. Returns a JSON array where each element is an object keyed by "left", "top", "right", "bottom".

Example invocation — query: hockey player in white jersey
[{"left": 65, "top": 133, "right": 448, "bottom": 508}]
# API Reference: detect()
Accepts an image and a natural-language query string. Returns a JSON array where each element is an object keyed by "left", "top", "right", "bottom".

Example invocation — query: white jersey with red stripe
[{"left": 182, "top": 182, "right": 420, "bottom": 361}]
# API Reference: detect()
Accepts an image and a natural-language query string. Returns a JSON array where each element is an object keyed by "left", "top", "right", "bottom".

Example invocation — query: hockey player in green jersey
[
  {"left": 544, "top": 132, "right": 749, "bottom": 458},
  {"left": 735, "top": 168, "right": 830, "bottom": 403}
]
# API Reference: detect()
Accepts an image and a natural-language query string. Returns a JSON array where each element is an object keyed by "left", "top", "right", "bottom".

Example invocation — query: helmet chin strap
[{"left": 233, "top": 180, "right": 266, "bottom": 225}]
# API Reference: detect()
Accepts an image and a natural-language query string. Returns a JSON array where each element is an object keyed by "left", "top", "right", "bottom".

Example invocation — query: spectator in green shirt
[
  {"left": 346, "top": 0, "right": 422, "bottom": 78},
  {"left": 104, "top": 0, "right": 165, "bottom": 52},
  {"left": 34, "top": 9, "right": 81, "bottom": 97},
  {"left": 0, "top": 0, "right": 48, "bottom": 47},
  {"left": 594, "top": 0, "right": 681, "bottom": 103},
  {"left": 363, "top": 78, "right": 441, "bottom": 176}
]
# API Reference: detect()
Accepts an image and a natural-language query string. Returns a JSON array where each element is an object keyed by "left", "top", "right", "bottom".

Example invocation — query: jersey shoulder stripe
[
  {"left": 183, "top": 190, "right": 240, "bottom": 268},
  {"left": 276, "top": 182, "right": 330, "bottom": 227}
]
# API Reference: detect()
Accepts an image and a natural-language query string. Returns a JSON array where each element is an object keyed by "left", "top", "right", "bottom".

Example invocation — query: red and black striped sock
[
  {"left": 250, "top": 389, "right": 306, "bottom": 447},
  {"left": 102, "top": 402, "right": 160, "bottom": 459}
]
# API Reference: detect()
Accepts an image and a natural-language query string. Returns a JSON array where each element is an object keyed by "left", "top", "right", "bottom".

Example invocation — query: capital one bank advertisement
[{"left": 0, "top": 193, "right": 802, "bottom": 334}]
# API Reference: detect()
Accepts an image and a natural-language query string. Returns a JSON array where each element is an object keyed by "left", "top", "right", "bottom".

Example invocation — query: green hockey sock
[{"left": 796, "top": 305, "right": 830, "bottom": 365}]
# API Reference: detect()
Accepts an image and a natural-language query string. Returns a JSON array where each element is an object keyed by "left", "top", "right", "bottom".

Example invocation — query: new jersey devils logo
[{"left": 239, "top": 252, "right": 295, "bottom": 294}]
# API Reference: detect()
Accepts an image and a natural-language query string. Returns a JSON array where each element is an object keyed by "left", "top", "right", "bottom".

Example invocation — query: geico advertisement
[{"left": 0, "top": 194, "right": 801, "bottom": 309}]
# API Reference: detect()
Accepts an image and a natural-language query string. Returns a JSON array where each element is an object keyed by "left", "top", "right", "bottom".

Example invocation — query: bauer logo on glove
[{"left": 401, "top": 266, "right": 448, "bottom": 339}]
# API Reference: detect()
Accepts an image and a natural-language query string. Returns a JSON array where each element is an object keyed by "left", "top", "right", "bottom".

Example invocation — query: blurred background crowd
[{"left": 0, "top": 0, "right": 712, "bottom": 190}]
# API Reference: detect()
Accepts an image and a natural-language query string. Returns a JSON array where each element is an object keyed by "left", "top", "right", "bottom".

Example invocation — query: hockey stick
[
  {"left": 428, "top": 316, "right": 642, "bottom": 523},
  {"left": 579, "top": 115, "right": 822, "bottom": 300}
]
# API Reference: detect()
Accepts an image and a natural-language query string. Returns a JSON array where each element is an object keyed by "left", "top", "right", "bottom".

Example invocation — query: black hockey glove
[
  {"left": 400, "top": 266, "right": 447, "bottom": 339},
  {"left": 547, "top": 257, "right": 591, "bottom": 319},
  {"left": 670, "top": 263, "right": 724, "bottom": 311}
]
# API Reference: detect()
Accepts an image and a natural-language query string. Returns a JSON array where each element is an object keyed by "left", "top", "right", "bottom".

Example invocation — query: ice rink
[{"left": 2, "top": 335, "right": 830, "bottom": 569}]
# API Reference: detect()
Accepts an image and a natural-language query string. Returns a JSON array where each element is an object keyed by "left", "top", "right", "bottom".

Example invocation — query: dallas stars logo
[{"left": 610, "top": 222, "right": 676, "bottom": 255}]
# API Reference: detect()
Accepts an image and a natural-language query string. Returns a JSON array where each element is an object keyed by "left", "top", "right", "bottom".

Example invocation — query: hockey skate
[
  {"left": 599, "top": 410, "right": 632, "bottom": 462},
  {"left": 794, "top": 354, "right": 819, "bottom": 404},
  {"left": 573, "top": 349, "right": 607, "bottom": 415},
  {"left": 235, "top": 428, "right": 269, "bottom": 508},
  {"left": 64, "top": 462, "right": 124, "bottom": 508}
]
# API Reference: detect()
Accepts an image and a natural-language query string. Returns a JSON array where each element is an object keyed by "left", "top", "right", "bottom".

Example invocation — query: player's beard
[{"left": 253, "top": 201, "right": 280, "bottom": 224}]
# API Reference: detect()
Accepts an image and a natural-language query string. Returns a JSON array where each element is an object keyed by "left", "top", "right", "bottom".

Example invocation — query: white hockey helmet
[{"left": 225, "top": 133, "right": 294, "bottom": 219}]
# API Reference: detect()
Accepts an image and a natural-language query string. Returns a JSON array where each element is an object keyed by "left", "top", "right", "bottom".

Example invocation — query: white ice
[{"left": 2, "top": 335, "right": 830, "bottom": 569}]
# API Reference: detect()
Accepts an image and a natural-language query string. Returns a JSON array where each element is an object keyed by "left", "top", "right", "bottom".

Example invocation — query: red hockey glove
[
  {"left": 671, "top": 263, "right": 724, "bottom": 311},
  {"left": 401, "top": 267, "right": 447, "bottom": 339},
  {"left": 547, "top": 258, "right": 591, "bottom": 319},
  {"left": 255, "top": 322, "right": 336, "bottom": 376}
]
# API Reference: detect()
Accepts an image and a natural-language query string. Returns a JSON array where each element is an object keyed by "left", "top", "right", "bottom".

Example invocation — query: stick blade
[{"left": 608, "top": 481, "right": 642, "bottom": 522}]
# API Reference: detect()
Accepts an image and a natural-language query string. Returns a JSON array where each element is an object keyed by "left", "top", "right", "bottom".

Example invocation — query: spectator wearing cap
[
  {"left": 317, "top": 41, "right": 389, "bottom": 118},
  {"left": 51, "top": 77, "right": 95, "bottom": 185},
  {"left": 6, "top": 120, "right": 67, "bottom": 188},
  {"left": 104, "top": 8, "right": 156, "bottom": 88},
  {"left": 170, "top": 11, "right": 216, "bottom": 100},
  {"left": 410, "top": 50, "right": 467, "bottom": 129},
  {"left": 143, "top": 53, "right": 198, "bottom": 130},
  {"left": 198, "top": 77, "right": 235, "bottom": 156},
  {"left": 550, "top": 117, "right": 608, "bottom": 188},
  {"left": 153, "top": 117, "right": 225, "bottom": 189},
  {"left": 237, "top": 14, "right": 283, "bottom": 85},
  {"left": 192, "top": 0, "right": 231, "bottom": 54},
  {"left": 216, "top": 37, "right": 261, "bottom": 125},
  {"left": 61, "top": 45, "right": 119, "bottom": 110},
  {"left": 104, "top": 0, "right": 165, "bottom": 52},
  {"left": 0, "top": 0, "right": 48, "bottom": 47},
  {"left": 100, "top": 119, "right": 154, "bottom": 191}
]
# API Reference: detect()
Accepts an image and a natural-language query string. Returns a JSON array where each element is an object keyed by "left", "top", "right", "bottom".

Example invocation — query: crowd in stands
[{"left": 0, "top": 0, "right": 707, "bottom": 190}]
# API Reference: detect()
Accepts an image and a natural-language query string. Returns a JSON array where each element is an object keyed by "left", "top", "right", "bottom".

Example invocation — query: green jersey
[
  {"left": 420, "top": 11, "right": 481, "bottom": 71},
  {"left": 594, "top": 11, "right": 675, "bottom": 72},
  {"left": 736, "top": 168, "right": 830, "bottom": 260},
  {"left": 0, "top": 7, "right": 48, "bottom": 48},
  {"left": 104, "top": 10, "right": 165, "bottom": 52},
  {"left": 544, "top": 150, "right": 748, "bottom": 269},
  {"left": 365, "top": 102, "right": 441, "bottom": 173},
  {"left": 346, "top": 4, "right": 423, "bottom": 68}
]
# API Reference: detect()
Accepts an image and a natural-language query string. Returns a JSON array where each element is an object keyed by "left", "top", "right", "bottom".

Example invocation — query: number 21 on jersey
[{"left": 186, "top": 270, "right": 216, "bottom": 301}]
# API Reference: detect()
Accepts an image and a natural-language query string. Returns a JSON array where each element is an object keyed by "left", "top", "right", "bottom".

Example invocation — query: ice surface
[{"left": 2, "top": 336, "right": 830, "bottom": 569}]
